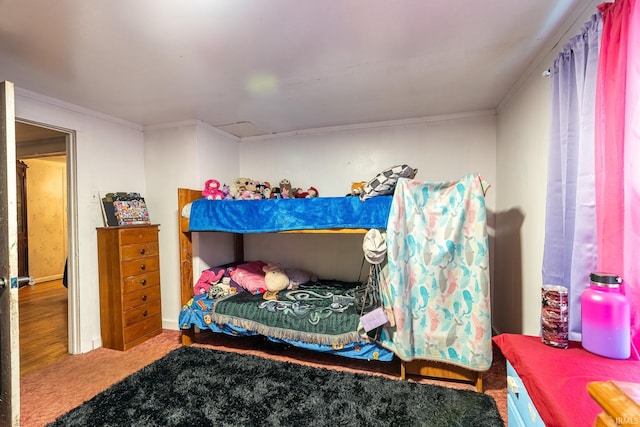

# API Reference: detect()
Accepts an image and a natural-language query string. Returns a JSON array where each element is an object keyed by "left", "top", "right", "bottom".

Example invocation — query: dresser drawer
[
  {"left": 507, "top": 361, "right": 545, "bottom": 427},
  {"left": 124, "top": 301, "right": 162, "bottom": 327},
  {"left": 119, "top": 227, "right": 158, "bottom": 245},
  {"left": 121, "top": 241, "right": 159, "bottom": 261},
  {"left": 122, "top": 270, "right": 160, "bottom": 293},
  {"left": 124, "top": 314, "right": 162, "bottom": 341},
  {"left": 121, "top": 256, "right": 159, "bottom": 277},
  {"left": 122, "top": 286, "right": 161, "bottom": 310}
]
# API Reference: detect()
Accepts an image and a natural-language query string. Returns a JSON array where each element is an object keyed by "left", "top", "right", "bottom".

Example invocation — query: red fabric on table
[{"left": 493, "top": 333, "right": 640, "bottom": 427}]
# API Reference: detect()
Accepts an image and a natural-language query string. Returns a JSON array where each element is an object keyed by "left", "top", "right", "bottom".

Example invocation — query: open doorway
[{"left": 15, "top": 121, "right": 71, "bottom": 375}]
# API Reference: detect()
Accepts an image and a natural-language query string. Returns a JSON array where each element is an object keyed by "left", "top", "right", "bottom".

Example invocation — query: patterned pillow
[{"left": 360, "top": 164, "right": 417, "bottom": 201}]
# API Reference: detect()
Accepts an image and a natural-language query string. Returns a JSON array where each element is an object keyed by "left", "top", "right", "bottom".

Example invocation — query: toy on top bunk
[
  {"left": 203, "top": 177, "right": 320, "bottom": 200},
  {"left": 273, "top": 179, "right": 319, "bottom": 199},
  {"left": 229, "top": 178, "right": 264, "bottom": 200},
  {"left": 202, "top": 179, "right": 230, "bottom": 200},
  {"left": 346, "top": 181, "right": 367, "bottom": 197},
  {"left": 344, "top": 164, "right": 418, "bottom": 198}
]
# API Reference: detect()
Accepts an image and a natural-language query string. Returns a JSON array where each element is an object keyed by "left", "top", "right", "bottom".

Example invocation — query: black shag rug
[{"left": 47, "top": 346, "right": 504, "bottom": 427}]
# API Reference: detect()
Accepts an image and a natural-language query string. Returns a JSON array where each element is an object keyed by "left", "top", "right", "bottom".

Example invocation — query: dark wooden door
[{"left": 16, "top": 160, "right": 28, "bottom": 278}]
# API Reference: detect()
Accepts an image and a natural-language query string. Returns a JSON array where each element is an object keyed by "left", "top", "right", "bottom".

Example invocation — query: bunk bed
[{"left": 177, "top": 175, "right": 491, "bottom": 392}]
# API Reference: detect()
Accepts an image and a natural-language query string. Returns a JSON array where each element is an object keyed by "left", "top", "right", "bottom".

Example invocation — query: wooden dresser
[{"left": 97, "top": 224, "right": 162, "bottom": 350}]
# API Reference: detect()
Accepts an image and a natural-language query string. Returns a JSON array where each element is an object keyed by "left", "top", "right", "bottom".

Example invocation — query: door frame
[
  {"left": 16, "top": 118, "right": 80, "bottom": 355},
  {"left": 1, "top": 80, "right": 20, "bottom": 426}
]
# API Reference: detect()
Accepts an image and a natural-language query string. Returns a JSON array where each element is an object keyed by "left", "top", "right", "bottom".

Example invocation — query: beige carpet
[{"left": 21, "top": 330, "right": 507, "bottom": 426}]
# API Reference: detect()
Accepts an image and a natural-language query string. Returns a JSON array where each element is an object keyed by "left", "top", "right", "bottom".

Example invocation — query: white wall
[
  {"left": 143, "top": 121, "right": 239, "bottom": 329},
  {"left": 494, "top": 0, "right": 602, "bottom": 336},
  {"left": 238, "top": 113, "right": 497, "bottom": 281},
  {"left": 15, "top": 88, "right": 145, "bottom": 353},
  {"left": 13, "top": 0, "right": 600, "bottom": 349}
]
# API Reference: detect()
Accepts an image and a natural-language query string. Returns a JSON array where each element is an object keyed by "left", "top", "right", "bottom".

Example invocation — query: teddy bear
[
  {"left": 202, "top": 179, "right": 226, "bottom": 200},
  {"left": 230, "top": 177, "right": 253, "bottom": 199}
]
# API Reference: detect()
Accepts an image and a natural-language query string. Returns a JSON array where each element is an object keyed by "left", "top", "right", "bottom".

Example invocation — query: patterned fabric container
[{"left": 541, "top": 285, "right": 569, "bottom": 348}]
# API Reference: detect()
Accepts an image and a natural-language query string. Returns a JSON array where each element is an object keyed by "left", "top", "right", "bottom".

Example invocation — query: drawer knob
[
  {"left": 140, "top": 264, "right": 146, "bottom": 271},
  {"left": 139, "top": 248, "right": 146, "bottom": 255},
  {"left": 142, "top": 310, "right": 148, "bottom": 317},
  {"left": 142, "top": 295, "right": 147, "bottom": 301},
  {"left": 141, "top": 279, "right": 147, "bottom": 286}
]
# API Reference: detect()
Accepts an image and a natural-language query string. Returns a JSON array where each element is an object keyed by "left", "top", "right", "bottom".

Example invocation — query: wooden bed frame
[{"left": 177, "top": 187, "right": 483, "bottom": 392}]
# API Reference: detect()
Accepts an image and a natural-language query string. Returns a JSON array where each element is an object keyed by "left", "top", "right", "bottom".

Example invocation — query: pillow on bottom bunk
[
  {"left": 229, "top": 261, "right": 268, "bottom": 294},
  {"left": 227, "top": 261, "right": 318, "bottom": 295}
]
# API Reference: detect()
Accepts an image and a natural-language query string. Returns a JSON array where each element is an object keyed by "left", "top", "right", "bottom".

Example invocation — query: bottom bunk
[
  {"left": 179, "top": 262, "right": 484, "bottom": 391},
  {"left": 179, "top": 280, "right": 394, "bottom": 362}
]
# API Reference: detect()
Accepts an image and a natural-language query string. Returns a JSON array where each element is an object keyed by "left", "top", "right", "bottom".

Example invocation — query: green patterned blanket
[{"left": 210, "top": 283, "right": 366, "bottom": 346}]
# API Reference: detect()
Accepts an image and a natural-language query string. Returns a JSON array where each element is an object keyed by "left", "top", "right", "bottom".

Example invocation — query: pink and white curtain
[
  {"left": 543, "top": 0, "right": 639, "bottom": 359},
  {"left": 595, "top": 0, "right": 640, "bottom": 359}
]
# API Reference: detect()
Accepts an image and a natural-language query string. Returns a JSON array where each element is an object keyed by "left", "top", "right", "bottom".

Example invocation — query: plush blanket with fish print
[{"left": 378, "top": 174, "right": 493, "bottom": 371}]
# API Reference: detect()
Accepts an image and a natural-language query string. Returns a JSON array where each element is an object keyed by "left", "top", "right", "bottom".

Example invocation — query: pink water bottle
[{"left": 581, "top": 272, "right": 630, "bottom": 359}]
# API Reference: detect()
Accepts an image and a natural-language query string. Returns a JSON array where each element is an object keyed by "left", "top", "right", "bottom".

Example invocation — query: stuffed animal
[
  {"left": 221, "top": 183, "right": 232, "bottom": 199},
  {"left": 297, "top": 186, "right": 319, "bottom": 198},
  {"left": 256, "top": 182, "right": 272, "bottom": 199},
  {"left": 306, "top": 187, "right": 319, "bottom": 198},
  {"left": 230, "top": 177, "right": 253, "bottom": 199},
  {"left": 206, "top": 277, "right": 237, "bottom": 299},
  {"left": 202, "top": 179, "right": 226, "bottom": 200},
  {"left": 194, "top": 269, "right": 225, "bottom": 296},
  {"left": 348, "top": 181, "right": 367, "bottom": 197},
  {"left": 262, "top": 264, "right": 290, "bottom": 300},
  {"left": 279, "top": 179, "right": 292, "bottom": 198},
  {"left": 270, "top": 186, "right": 282, "bottom": 199}
]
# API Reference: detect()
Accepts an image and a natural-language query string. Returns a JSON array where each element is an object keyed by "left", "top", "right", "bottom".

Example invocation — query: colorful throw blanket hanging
[{"left": 379, "top": 173, "right": 493, "bottom": 371}]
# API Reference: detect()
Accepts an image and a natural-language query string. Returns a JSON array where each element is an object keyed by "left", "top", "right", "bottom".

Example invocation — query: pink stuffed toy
[
  {"left": 193, "top": 269, "right": 224, "bottom": 295},
  {"left": 202, "top": 179, "right": 226, "bottom": 200}
]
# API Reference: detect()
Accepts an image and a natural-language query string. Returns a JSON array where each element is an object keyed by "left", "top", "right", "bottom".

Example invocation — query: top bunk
[
  {"left": 178, "top": 188, "right": 393, "bottom": 234},
  {"left": 178, "top": 164, "right": 418, "bottom": 234}
]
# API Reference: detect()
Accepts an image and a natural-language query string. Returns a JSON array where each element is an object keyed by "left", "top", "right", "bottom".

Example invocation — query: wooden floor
[{"left": 19, "top": 279, "right": 70, "bottom": 377}]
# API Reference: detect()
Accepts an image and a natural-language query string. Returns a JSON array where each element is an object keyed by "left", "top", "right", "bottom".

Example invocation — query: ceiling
[{"left": 0, "top": 0, "right": 590, "bottom": 138}]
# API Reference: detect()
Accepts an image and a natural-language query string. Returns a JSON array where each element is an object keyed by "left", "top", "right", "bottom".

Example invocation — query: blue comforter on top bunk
[{"left": 188, "top": 196, "right": 393, "bottom": 232}]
